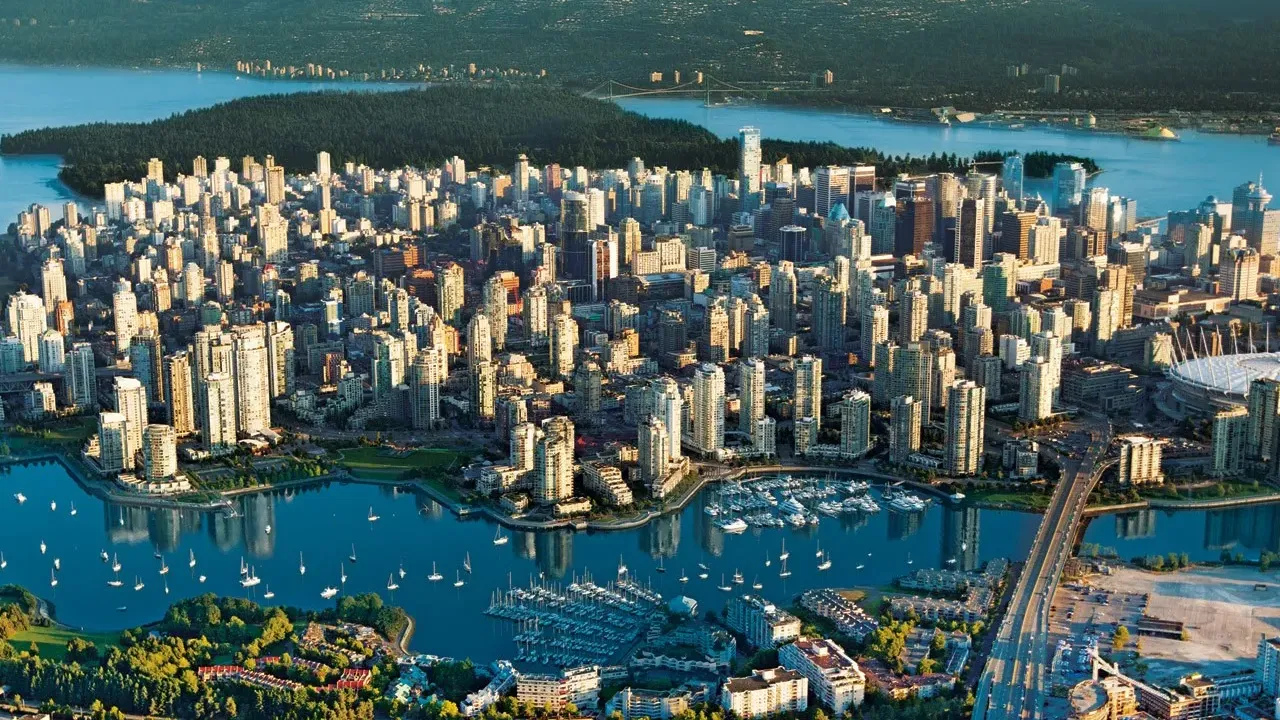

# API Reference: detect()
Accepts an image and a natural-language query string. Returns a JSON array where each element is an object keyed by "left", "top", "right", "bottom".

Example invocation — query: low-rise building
[
  {"left": 797, "top": 589, "right": 879, "bottom": 641},
  {"left": 515, "top": 665, "right": 601, "bottom": 712},
  {"left": 778, "top": 637, "right": 866, "bottom": 714},
  {"left": 720, "top": 667, "right": 808, "bottom": 719}
]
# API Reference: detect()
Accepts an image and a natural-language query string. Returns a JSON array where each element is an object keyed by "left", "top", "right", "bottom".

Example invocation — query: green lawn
[
  {"left": 968, "top": 489, "right": 1053, "bottom": 511},
  {"left": 10, "top": 625, "right": 120, "bottom": 661},
  {"left": 338, "top": 447, "right": 466, "bottom": 500}
]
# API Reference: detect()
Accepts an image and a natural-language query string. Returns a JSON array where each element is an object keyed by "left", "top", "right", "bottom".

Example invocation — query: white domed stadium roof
[{"left": 1169, "top": 352, "right": 1280, "bottom": 400}]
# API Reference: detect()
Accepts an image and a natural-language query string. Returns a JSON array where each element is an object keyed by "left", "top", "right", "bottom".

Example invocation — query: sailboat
[
  {"left": 265, "top": 524, "right": 271, "bottom": 535},
  {"left": 340, "top": 563, "right": 348, "bottom": 585},
  {"left": 263, "top": 586, "right": 275, "bottom": 600},
  {"left": 349, "top": 544, "right": 358, "bottom": 563},
  {"left": 134, "top": 576, "right": 145, "bottom": 591},
  {"left": 907, "top": 552, "right": 914, "bottom": 566},
  {"left": 367, "top": 506, "right": 380, "bottom": 522},
  {"left": 428, "top": 562, "right": 443, "bottom": 582},
  {"left": 779, "top": 539, "right": 789, "bottom": 562},
  {"left": 198, "top": 575, "right": 207, "bottom": 583},
  {"left": 100, "top": 549, "right": 108, "bottom": 562},
  {"left": 53, "top": 558, "right": 60, "bottom": 571},
  {"left": 107, "top": 570, "right": 123, "bottom": 587},
  {"left": 616, "top": 555, "right": 626, "bottom": 576},
  {"left": 779, "top": 557, "right": 792, "bottom": 578},
  {"left": 717, "top": 574, "right": 733, "bottom": 592},
  {"left": 188, "top": 550, "right": 197, "bottom": 569},
  {"left": 752, "top": 575, "right": 763, "bottom": 590},
  {"left": 493, "top": 528, "right": 509, "bottom": 546},
  {"left": 698, "top": 571, "right": 709, "bottom": 580},
  {"left": 818, "top": 551, "right": 832, "bottom": 571},
  {"left": 679, "top": 569, "right": 689, "bottom": 583},
  {"left": 69, "top": 502, "right": 77, "bottom": 516},
  {"left": 39, "top": 540, "right": 46, "bottom": 555},
  {"left": 240, "top": 566, "right": 261, "bottom": 588},
  {"left": 240, "top": 557, "right": 248, "bottom": 575},
  {"left": 50, "top": 500, "right": 56, "bottom": 511},
  {"left": 463, "top": 552, "right": 472, "bottom": 573},
  {"left": 453, "top": 570, "right": 465, "bottom": 588},
  {"left": 398, "top": 563, "right": 406, "bottom": 580},
  {"left": 111, "top": 554, "right": 121, "bottom": 573},
  {"left": 0, "top": 553, "right": 6, "bottom": 570},
  {"left": 764, "top": 551, "right": 771, "bottom": 568},
  {"left": 321, "top": 586, "right": 339, "bottom": 599},
  {"left": 299, "top": 552, "right": 306, "bottom": 576},
  {"left": 163, "top": 578, "right": 170, "bottom": 595},
  {"left": 856, "top": 563, "right": 865, "bottom": 570},
  {"left": 386, "top": 573, "right": 400, "bottom": 591},
  {"left": 815, "top": 539, "right": 823, "bottom": 558},
  {"left": 656, "top": 557, "right": 666, "bottom": 573},
  {"left": 50, "top": 569, "right": 58, "bottom": 588},
  {"left": 732, "top": 568, "right": 744, "bottom": 584},
  {"left": 158, "top": 557, "right": 169, "bottom": 575},
  {"left": 14, "top": 493, "right": 25, "bottom": 504}
]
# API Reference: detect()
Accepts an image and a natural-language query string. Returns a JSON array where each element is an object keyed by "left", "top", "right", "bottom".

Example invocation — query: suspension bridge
[{"left": 584, "top": 74, "right": 833, "bottom": 104}]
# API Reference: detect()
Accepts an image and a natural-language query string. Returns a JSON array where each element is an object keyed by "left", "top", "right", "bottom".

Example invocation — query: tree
[
  {"left": 918, "top": 657, "right": 939, "bottom": 675},
  {"left": 930, "top": 631, "right": 947, "bottom": 654},
  {"left": 1112, "top": 626, "right": 1131, "bottom": 650},
  {"left": 224, "top": 697, "right": 237, "bottom": 717}
]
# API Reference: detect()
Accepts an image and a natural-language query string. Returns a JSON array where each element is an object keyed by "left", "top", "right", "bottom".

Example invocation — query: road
[{"left": 973, "top": 419, "right": 1112, "bottom": 720}]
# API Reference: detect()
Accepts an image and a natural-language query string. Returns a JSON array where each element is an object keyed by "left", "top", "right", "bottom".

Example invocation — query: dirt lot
[{"left": 1051, "top": 565, "right": 1280, "bottom": 688}]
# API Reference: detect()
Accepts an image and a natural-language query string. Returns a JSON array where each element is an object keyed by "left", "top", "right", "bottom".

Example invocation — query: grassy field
[
  {"left": 967, "top": 488, "right": 1053, "bottom": 512},
  {"left": 338, "top": 447, "right": 467, "bottom": 500},
  {"left": 10, "top": 625, "right": 120, "bottom": 661}
]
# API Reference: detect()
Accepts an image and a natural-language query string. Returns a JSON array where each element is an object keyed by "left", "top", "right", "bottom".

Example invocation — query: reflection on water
[
  {"left": 0, "top": 458, "right": 1044, "bottom": 661},
  {"left": 1085, "top": 502, "right": 1280, "bottom": 561}
]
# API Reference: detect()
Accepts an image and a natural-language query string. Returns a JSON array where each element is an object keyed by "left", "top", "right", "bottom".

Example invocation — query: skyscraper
[
  {"left": 232, "top": 326, "right": 271, "bottom": 434},
  {"left": 142, "top": 424, "right": 178, "bottom": 481},
  {"left": 534, "top": 416, "right": 575, "bottom": 504},
  {"left": 739, "top": 127, "right": 762, "bottom": 210},
  {"left": 65, "top": 342, "right": 97, "bottom": 410},
  {"left": 113, "top": 376, "right": 148, "bottom": 469},
  {"left": 467, "top": 312, "right": 493, "bottom": 369},
  {"left": 1211, "top": 406, "right": 1249, "bottom": 477},
  {"left": 410, "top": 349, "right": 444, "bottom": 430},
  {"left": 639, "top": 417, "right": 670, "bottom": 488},
  {"left": 6, "top": 291, "right": 47, "bottom": 363},
  {"left": 811, "top": 275, "right": 846, "bottom": 354},
  {"left": 739, "top": 359, "right": 766, "bottom": 433},
  {"left": 164, "top": 351, "right": 195, "bottom": 435},
  {"left": 471, "top": 360, "right": 497, "bottom": 422},
  {"left": 771, "top": 262, "right": 798, "bottom": 333},
  {"left": 483, "top": 274, "right": 509, "bottom": 350},
  {"left": 945, "top": 380, "right": 986, "bottom": 476},
  {"left": 1018, "top": 356, "right": 1053, "bottom": 422},
  {"left": 1248, "top": 378, "right": 1280, "bottom": 462},
  {"left": 438, "top": 263, "right": 466, "bottom": 325},
  {"left": 112, "top": 282, "right": 138, "bottom": 354},
  {"left": 793, "top": 355, "right": 823, "bottom": 431},
  {"left": 692, "top": 363, "right": 725, "bottom": 456},
  {"left": 550, "top": 313, "right": 578, "bottom": 380},
  {"left": 861, "top": 304, "right": 889, "bottom": 368},
  {"left": 815, "top": 166, "right": 851, "bottom": 219},
  {"left": 652, "top": 378, "right": 684, "bottom": 462},
  {"left": 899, "top": 290, "right": 928, "bottom": 344},
  {"left": 889, "top": 395, "right": 923, "bottom": 463},
  {"left": 894, "top": 342, "right": 933, "bottom": 420},
  {"left": 838, "top": 390, "right": 871, "bottom": 458}
]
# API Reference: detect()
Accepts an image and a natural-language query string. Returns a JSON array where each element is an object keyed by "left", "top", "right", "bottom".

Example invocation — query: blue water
[
  {"left": 0, "top": 459, "right": 1037, "bottom": 660},
  {"left": 0, "top": 64, "right": 416, "bottom": 224},
  {"left": 616, "top": 97, "right": 1280, "bottom": 217},
  {"left": 1082, "top": 504, "right": 1280, "bottom": 563}
]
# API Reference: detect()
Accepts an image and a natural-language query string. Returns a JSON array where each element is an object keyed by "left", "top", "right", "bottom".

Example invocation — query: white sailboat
[
  {"left": 53, "top": 558, "right": 60, "bottom": 571},
  {"left": 907, "top": 552, "right": 914, "bottom": 566},
  {"left": 616, "top": 555, "right": 626, "bottom": 576},
  {"left": 779, "top": 539, "right": 789, "bottom": 562},
  {"left": 133, "top": 576, "right": 145, "bottom": 591},
  {"left": 764, "top": 551, "right": 771, "bottom": 568},
  {"left": 349, "top": 544, "right": 358, "bottom": 563},
  {"left": 779, "top": 557, "right": 792, "bottom": 578},
  {"left": 69, "top": 502, "right": 77, "bottom": 516},
  {"left": 188, "top": 550, "right": 197, "bottom": 569},
  {"left": 101, "top": 549, "right": 109, "bottom": 562},
  {"left": 732, "top": 568, "right": 744, "bottom": 584},
  {"left": 340, "top": 563, "right": 348, "bottom": 585},
  {"left": 163, "top": 578, "right": 170, "bottom": 595},
  {"left": 111, "top": 553, "right": 121, "bottom": 573},
  {"left": 321, "top": 586, "right": 339, "bottom": 599},
  {"left": 856, "top": 564, "right": 865, "bottom": 570},
  {"left": 398, "top": 563, "right": 406, "bottom": 580},
  {"left": 299, "top": 552, "right": 306, "bottom": 576},
  {"left": 428, "top": 562, "right": 442, "bottom": 582},
  {"left": 818, "top": 551, "right": 832, "bottom": 571},
  {"left": 240, "top": 557, "right": 248, "bottom": 575},
  {"left": 13, "top": 493, "right": 26, "bottom": 504},
  {"left": 386, "top": 573, "right": 400, "bottom": 591},
  {"left": 50, "top": 500, "right": 56, "bottom": 511},
  {"left": 815, "top": 539, "right": 823, "bottom": 558},
  {"left": 698, "top": 571, "right": 709, "bottom": 580},
  {"left": 198, "top": 575, "right": 207, "bottom": 583},
  {"left": 107, "top": 570, "right": 123, "bottom": 587},
  {"left": 453, "top": 570, "right": 465, "bottom": 588},
  {"left": 263, "top": 586, "right": 275, "bottom": 600},
  {"left": 656, "top": 557, "right": 666, "bottom": 573},
  {"left": 752, "top": 575, "right": 763, "bottom": 590},
  {"left": 463, "top": 552, "right": 472, "bottom": 573},
  {"left": 367, "top": 506, "right": 380, "bottom": 522},
  {"left": 717, "top": 574, "right": 733, "bottom": 592},
  {"left": 1, "top": 553, "right": 6, "bottom": 570},
  {"left": 50, "top": 569, "right": 57, "bottom": 588},
  {"left": 39, "top": 540, "right": 46, "bottom": 555},
  {"left": 679, "top": 569, "right": 689, "bottom": 583},
  {"left": 265, "top": 524, "right": 271, "bottom": 535},
  {"left": 493, "top": 528, "right": 509, "bottom": 546},
  {"left": 240, "top": 566, "right": 261, "bottom": 588},
  {"left": 158, "top": 557, "right": 169, "bottom": 575}
]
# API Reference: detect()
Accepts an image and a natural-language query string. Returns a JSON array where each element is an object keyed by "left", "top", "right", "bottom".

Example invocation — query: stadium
[{"left": 1168, "top": 351, "right": 1280, "bottom": 414}]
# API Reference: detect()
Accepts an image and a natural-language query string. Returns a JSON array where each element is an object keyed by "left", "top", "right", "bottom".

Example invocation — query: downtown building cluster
[{"left": 3, "top": 128, "right": 1279, "bottom": 508}]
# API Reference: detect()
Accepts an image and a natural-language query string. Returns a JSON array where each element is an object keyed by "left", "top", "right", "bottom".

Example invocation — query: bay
[{"left": 0, "top": 458, "right": 1039, "bottom": 660}]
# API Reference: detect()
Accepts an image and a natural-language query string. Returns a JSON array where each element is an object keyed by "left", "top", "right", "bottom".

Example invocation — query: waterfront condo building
[
  {"left": 1117, "top": 435, "right": 1164, "bottom": 485},
  {"left": 720, "top": 667, "right": 808, "bottom": 719},
  {"left": 725, "top": 595, "right": 802, "bottom": 649},
  {"left": 778, "top": 637, "right": 867, "bottom": 714},
  {"left": 515, "top": 665, "right": 601, "bottom": 712}
]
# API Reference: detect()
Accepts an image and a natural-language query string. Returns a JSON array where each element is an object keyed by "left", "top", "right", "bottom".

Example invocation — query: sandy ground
[{"left": 1051, "top": 565, "right": 1280, "bottom": 687}]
